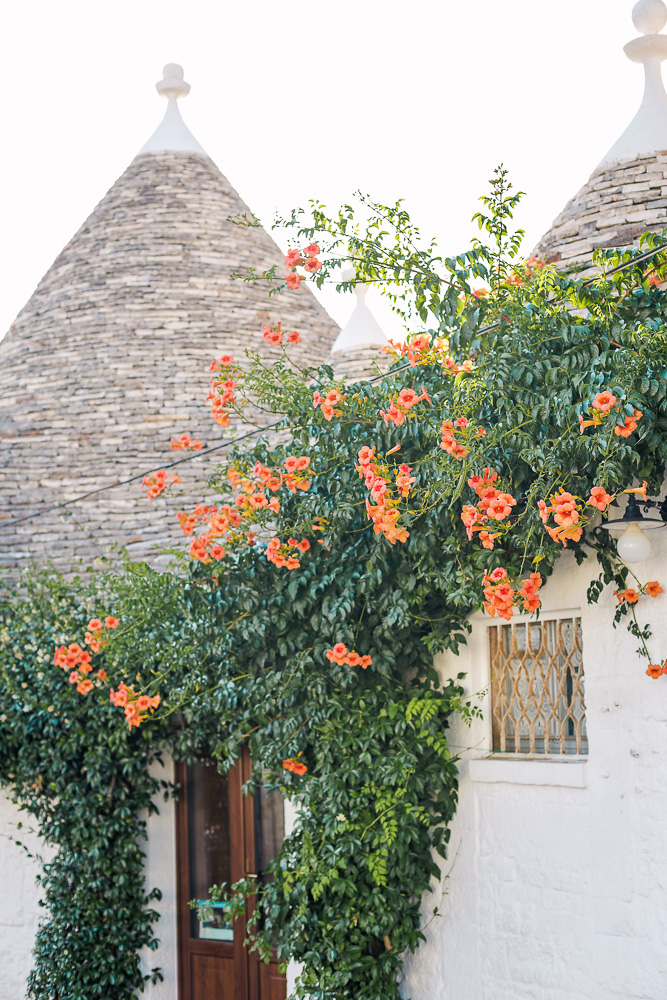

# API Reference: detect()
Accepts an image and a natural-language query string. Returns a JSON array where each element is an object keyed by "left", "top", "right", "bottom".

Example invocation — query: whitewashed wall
[
  {"left": 0, "top": 759, "right": 178, "bottom": 1000},
  {"left": 403, "top": 538, "right": 667, "bottom": 1000},
  {"left": 0, "top": 793, "right": 48, "bottom": 1000},
  {"left": 141, "top": 756, "right": 179, "bottom": 999},
  {"left": 3, "top": 539, "right": 667, "bottom": 1000}
]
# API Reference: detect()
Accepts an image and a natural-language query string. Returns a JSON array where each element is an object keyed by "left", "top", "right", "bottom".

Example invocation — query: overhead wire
[{"left": 2, "top": 240, "right": 666, "bottom": 532}]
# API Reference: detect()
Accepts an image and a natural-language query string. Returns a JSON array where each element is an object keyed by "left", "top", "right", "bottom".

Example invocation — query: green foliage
[
  {"left": 1, "top": 529, "right": 467, "bottom": 999},
  {"left": 0, "top": 571, "right": 171, "bottom": 998},
  {"left": 3, "top": 170, "right": 667, "bottom": 999}
]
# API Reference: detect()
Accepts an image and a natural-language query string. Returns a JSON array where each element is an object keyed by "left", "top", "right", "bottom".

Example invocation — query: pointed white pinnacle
[
  {"left": 598, "top": 0, "right": 667, "bottom": 166},
  {"left": 138, "top": 63, "right": 207, "bottom": 157}
]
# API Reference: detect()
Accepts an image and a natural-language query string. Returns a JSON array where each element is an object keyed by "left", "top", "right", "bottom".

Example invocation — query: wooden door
[{"left": 176, "top": 756, "right": 286, "bottom": 1000}]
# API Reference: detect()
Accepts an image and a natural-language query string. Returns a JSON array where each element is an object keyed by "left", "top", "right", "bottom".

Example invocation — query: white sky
[{"left": 0, "top": 0, "right": 648, "bottom": 340}]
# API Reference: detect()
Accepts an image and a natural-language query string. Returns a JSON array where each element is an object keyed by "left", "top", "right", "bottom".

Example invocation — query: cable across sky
[{"left": 2, "top": 241, "right": 665, "bottom": 533}]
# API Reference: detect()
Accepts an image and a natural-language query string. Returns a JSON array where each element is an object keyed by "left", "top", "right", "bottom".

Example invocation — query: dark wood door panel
[
  {"left": 176, "top": 755, "right": 286, "bottom": 1000},
  {"left": 259, "top": 961, "right": 287, "bottom": 1000},
  {"left": 190, "top": 952, "right": 236, "bottom": 999}
]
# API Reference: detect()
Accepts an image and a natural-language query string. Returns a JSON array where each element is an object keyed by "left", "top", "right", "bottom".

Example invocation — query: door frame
[{"left": 175, "top": 757, "right": 254, "bottom": 1000}]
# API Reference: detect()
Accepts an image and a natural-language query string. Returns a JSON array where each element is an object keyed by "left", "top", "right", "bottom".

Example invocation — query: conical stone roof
[
  {"left": 0, "top": 67, "right": 338, "bottom": 573},
  {"left": 329, "top": 272, "right": 390, "bottom": 382},
  {"left": 533, "top": 151, "right": 667, "bottom": 266},
  {"left": 535, "top": 1, "right": 667, "bottom": 267}
]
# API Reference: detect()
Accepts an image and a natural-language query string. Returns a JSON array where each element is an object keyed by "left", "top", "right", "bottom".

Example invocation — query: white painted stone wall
[
  {"left": 0, "top": 793, "right": 49, "bottom": 1000},
  {"left": 0, "top": 759, "right": 178, "bottom": 1000},
  {"left": 3, "top": 538, "right": 667, "bottom": 1000},
  {"left": 141, "top": 756, "right": 179, "bottom": 1000},
  {"left": 403, "top": 535, "right": 667, "bottom": 1000}
]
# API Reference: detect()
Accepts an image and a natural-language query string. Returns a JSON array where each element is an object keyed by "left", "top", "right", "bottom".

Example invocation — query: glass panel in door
[{"left": 187, "top": 759, "right": 234, "bottom": 942}]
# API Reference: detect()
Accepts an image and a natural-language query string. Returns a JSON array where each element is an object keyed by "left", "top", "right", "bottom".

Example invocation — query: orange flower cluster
[
  {"left": 579, "top": 390, "right": 643, "bottom": 439},
  {"left": 282, "top": 755, "right": 307, "bottom": 775},
  {"left": 54, "top": 617, "right": 161, "bottom": 728},
  {"left": 538, "top": 482, "right": 646, "bottom": 547},
  {"left": 54, "top": 617, "right": 117, "bottom": 696},
  {"left": 230, "top": 457, "right": 311, "bottom": 499},
  {"left": 262, "top": 322, "right": 301, "bottom": 346},
  {"left": 170, "top": 433, "right": 203, "bottom": 451},
  {"left": 178, "top": 503, "right": 242, "bottom": 563},
  {"left": 615, "top": 580, "right": 662, "bottom": 605},
  {"left": 178, "top": 455, "right": 312, "bottom": 569},
  {"left": 110, "top": 683, "right": 161, "bottom": 729},
  {"left": 208, "top": 354, "right": 239, "bottom": 427},
  {"left": 482, "top": 567, "right": 543, "bottom": 620},
  {"left": 313, "top": 388, "right": 344, "bottom": 421},
  {"left": 234, "top": 490, "right": 280, "bottom": 515},
  {"left": 380, "top": 386, "right": 431, "bottom": 427},
  {"left": 356, "top": 445, "right": 413, "bottom": 544},
  {"left": 587, "top": 486, "right": 614, "bottom": 511},
  {"left": 54, "top": 642, "right": 91, "bottom": 671},
  {"left": 265, "top": 536, "right": 310, "bottom": 569},
  {"left": 54, "top": 641, "right": 96, "bottom": 694},
  {"left": 142, "top": 469, "right": 181, "bottom": 499},
  {"left": 178, "top": 458, "right": 314, "bottom": 567},
  {"left": 285, "top": 243, "right": 321, "bottom": 290},
  {"left": 610, "top": 580, "right": 665, "bottom": 679},
  {"left": 84, "top": 615, "right": 119, "bottom": 652},
  {"left": 441, "top": 416, "right": 486, "bottom": 461},
  {"left": 538, "top": 489, "right": 584, "bottom": 546},
  {"left": 325, "top": 642, "right": 373, "bottom": 668},
  {"left": 178, "top": 503, "right": 242, "bottom": 536},
  {"left": 615, "top": 408, "right": 643, "bottom": 438},
  {"left": 460, "top": 468, "right": 516, "bottom": 550},
  {"left": 382, "top": 331, "right": 475, "bottom": 373},
  {"left": 281, "top": 456, "right": 312, "bottom": 490}
]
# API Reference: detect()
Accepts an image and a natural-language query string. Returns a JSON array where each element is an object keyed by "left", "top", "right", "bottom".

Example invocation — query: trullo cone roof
[
  {"left": 535, "top": 1, "right": 667, "bottom": 266},
  {"left": 0, "top": 66, "right": 338, "bottom": 573}
]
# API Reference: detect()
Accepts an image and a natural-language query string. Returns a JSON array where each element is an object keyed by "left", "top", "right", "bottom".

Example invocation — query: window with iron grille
[{"left": 488, "top": 617, "right": 587, "bottom": 755}]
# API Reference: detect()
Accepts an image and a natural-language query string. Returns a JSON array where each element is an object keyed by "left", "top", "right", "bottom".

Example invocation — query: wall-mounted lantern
[{"left": 600, "top": 495, "right": 667, "bottom": 563}]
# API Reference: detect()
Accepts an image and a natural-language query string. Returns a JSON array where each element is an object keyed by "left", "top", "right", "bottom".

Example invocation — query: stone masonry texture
[
  {"left": 0, "top": 151, "right": 339, "bottom": 573},
  {"left": 534, "top": 151, "right": 667, "bottom": 267}
]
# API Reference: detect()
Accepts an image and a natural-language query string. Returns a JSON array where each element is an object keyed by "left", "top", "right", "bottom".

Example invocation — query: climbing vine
[{"left": 2, "top": 169, "right": 667, "bottom": 999}]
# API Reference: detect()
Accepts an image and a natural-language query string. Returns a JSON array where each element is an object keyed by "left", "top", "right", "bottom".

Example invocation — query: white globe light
[
  {"left": 632, "top": 0, "right": 667, "bottom": 34},
  {"left": 616, "top": 522, "right": 652, "bottom": 563}
]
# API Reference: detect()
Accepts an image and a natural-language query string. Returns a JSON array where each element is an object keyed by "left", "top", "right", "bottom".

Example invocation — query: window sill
[{"left": 468, "top": 755, "right": 587, "bottom": 788}]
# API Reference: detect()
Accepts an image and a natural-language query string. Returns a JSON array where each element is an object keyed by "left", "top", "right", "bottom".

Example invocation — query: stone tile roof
[
  {"left": 534, "top": 153, "right": 667, "bottom": 268},
  {"left": 534, "top": 2, "right": 667, "bottom": 268},
  {"left": 330, "top": 345, "right": 391, "bottom": 383},
  {"left": 0, "top": 150, "right": 339, "bottom": 572}
]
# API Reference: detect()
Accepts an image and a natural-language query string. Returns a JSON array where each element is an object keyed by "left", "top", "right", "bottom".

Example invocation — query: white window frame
[{"left": 461, "top": 607, "right": 589, "bottom": 788}]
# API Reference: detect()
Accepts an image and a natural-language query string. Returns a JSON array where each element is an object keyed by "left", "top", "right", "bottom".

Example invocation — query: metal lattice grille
[{"left": 489, "top": 618, "right": 587, "bottom": 755}]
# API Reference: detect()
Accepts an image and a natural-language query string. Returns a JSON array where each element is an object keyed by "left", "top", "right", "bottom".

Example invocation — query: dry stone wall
[
  {"left": 0, "top": 151, "right": 339, "bottom": 574},
  {"left": 330, "top": 345, "right": 391, "bottom": 383},
  {"left": 534, "top": 151, "right": 667, "bottom": 267}
]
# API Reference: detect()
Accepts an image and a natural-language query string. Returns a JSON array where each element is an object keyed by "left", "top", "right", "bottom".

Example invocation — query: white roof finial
[
  {"left": 598, "top": 0, "right": 667, "bottom": 167},
  {"left": 330, "top": 268, "right": 389, "bottom": 356},
  {"left": 138, "top": 63, "right": 207, "bottom": 157},
  {"left": 156, "top": 63, "right": 191, "bottom": 101},
  {"left": 632, "top": 0, "right": 667, "bottom": 32}
]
